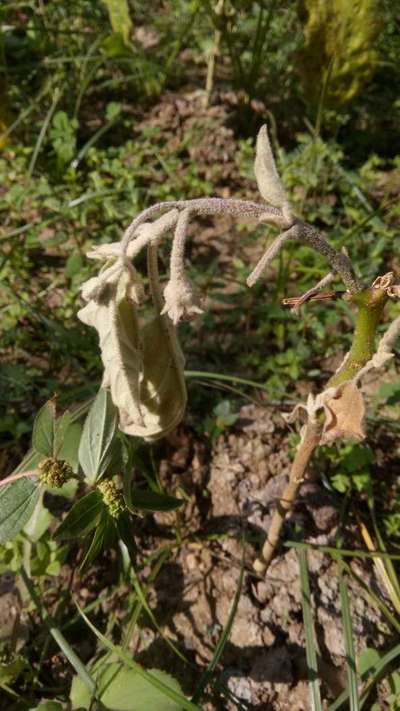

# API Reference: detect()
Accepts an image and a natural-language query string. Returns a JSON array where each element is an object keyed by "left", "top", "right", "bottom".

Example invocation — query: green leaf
[
  {"left": 102, "top": 0, "right": 133, "bottom": 45},
  {"left": 54, "top": 409, "right": 83, "bottom": 470},
  {"left": 192, "top": 544, "right": 245, "bottom": 703},
  {"left": 338, "top": 566, "right": 360, "bottom": 711},
  {"left": 102, "top": 32, "right": 128, "bottom": 57},
  {"left": 0, "top": 654, "right": 26, "bottom": 686},
  {"left": 78, "top": 389, "right": 118, "bottom": 484},
  {"left": 0, "top": 477, "right": 40, "bottom": 543},
  {"left": 28, "top": 702, "right": 64, "bottom": 711},
  {"left": 129, "top": 488, "right": 184, "bottom": 512},
  {"left": 71, "top": 660, "right": 184, "bottom": 711},
  {"left": 55, "top": 491, "right": 104, "bottom": 540},
  {"left": 57, "top": 422, "right": 82, "bottom": 472},
  {"left": 116, "top": 511, "right": 137, "bottom": 565},
  {"left": 298, "top": 549, "right": 323, "bottom": 711},
  {"left": 32, "top": 400, "right": 56, "bottom": 456},
  {"left": 75, "top": 607, "right": 200, "bottom": 710},
  {"left": 24, "top": 492, "right": 53, "bottom": 542},
  {"left": 80, "top": 508, "right": 116, "bottom": 570}
]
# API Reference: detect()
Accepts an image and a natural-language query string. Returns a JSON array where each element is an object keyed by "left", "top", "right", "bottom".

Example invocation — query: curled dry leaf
[
  {"left": 371, "top": 272, "right": 394, "bottom": 290},
  {"left": 161, "top": 276, "right": 203, "bottom": 325},
  {"left": 78, "top": 265, "right": 187, "bottom": 441},
  {"left": 387, "top": 285, "right": 400, "bottom": 299},
  {"left": 320, "top": 381, "right": 366, "bottom": 445}
]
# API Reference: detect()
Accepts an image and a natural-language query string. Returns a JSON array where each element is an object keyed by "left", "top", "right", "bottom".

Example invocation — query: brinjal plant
[{"left": 1, "top": 124, "right": 400, "bottom": 708}]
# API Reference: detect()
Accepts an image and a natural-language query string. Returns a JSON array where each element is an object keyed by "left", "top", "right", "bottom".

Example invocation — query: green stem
[{"left": 328, "top": 286, "right": 389, "bottom": 387}]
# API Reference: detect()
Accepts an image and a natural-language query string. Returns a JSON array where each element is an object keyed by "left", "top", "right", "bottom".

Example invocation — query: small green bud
[
  {"left": 38, "top": 457, "right": 72, "bottom": 488},
  {"left": 97, "top": 479, "right": 125, "bottom": 519}
]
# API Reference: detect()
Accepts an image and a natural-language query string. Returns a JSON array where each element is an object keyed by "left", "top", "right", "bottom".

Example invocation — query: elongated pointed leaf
[
  {"left": 32, "top": 400, "right": 56, "bottom": 456},
  {"left": 298, "top": 550, "right": 323, "bottom": 711},
  {"left": 130, "top": 488, "right": 184, "bottom": 513},
  {"left": 254, "top": 124, "right": 289, "bottom": 210},
  {"left": 80, "top": 507, "right": 116, "bottom": 570},
  {"left": 78, "top": 389, "right": 118, "bottom": 484},
  {"left": 55, "top": 491, "right": 104, "bottom": 540},
  {"left": 116, "top": 511, "right": 137, "bottom": 564}
]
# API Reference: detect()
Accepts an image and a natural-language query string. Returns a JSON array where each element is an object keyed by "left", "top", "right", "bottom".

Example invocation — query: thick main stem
[
  {"left": 254, "top": 420, "right": 323, "bottom": 574},
  {"left": 328, "top": 284, "right": 389, "bottom": 387}
]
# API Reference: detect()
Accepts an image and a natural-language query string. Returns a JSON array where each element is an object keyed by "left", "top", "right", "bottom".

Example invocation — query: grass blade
[
  {"left": 298, "top": 549, "right": 323, "bottom": 711},
  {"left": 185, "top": 369, "right": 270, "bottom": 392},
  {"left": 191, "top": 543, "right": 245, "bottom": 704},
  {"left": 340, "top": 558, "right": 400, "bottom": 635},
  {"left": 20, "top": 566, "right": 96, "bottom": 695},
  {"left": 330, "top": 642, "right": 400, "bottom": 710},
  {"left": 285, "top": 539, "right": 400, "bottom": 561},
  {"left": 338, "top": 565, "right": 360, "bottom": 711},
  {"left": 28, "top": 87, "right": 61, "bottom": 178},
  {"left": 363, "top": 519, "right": 400, "bottom": 614}
]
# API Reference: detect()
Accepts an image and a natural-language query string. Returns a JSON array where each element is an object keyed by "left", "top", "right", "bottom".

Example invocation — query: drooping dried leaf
[
  {"left": 254, "top": 125, "right": 290, "bottom": 211},
  {"left": 387, "top": 285, "right": 400, "bottom": 299},
  {"left": 78, "top": 265, "right": 187, "bottom": 441},
  {"left": 321, "top": 381, "right": 366, "bottom": 444},
  {"left": 78, "top": 269, "right": 144, "bottom": 430},
  {"left": 120, "top": 308, "right": 187, "bottom": 440}
]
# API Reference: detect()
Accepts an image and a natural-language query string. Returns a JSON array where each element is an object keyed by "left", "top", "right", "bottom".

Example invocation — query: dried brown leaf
[{"left": 321, "top": 382, "right": 366, "bottom": 444}]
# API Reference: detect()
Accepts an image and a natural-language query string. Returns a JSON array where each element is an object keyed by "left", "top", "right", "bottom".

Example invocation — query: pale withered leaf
[
  {"left": 78, "top": 269, "right": 144, "bottom": 430},
  {"left": 321, "top": 382, "right": 366, "bottom": 445},
  {"left": 78, "top": 264, "right": 187, "bottom": 441},
  {"left": 120, "top": 308, "right": 187, "bottom": 441},
  {"left": 118, "top": 241, "right": 187, "bottom": 441},
  {"left": 254, "top": 125, "right": 290, "bottom": 213}
]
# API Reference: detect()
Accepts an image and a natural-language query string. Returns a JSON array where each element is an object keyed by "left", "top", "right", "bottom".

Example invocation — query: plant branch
[
  {"left": 254, "top": 420, "right": 323, "bottom": 574},
  {"left": 121, "top": 198, "right": 278, "bottom": 253},
  {"left": 248, "top": 219, "right": 359, "bottom": 292},
  {"left": 118, "top": 199, "right": 360, "bottom": 295},
  {"left": 282, "top": 271, "right": 336, "bottom": 309},
  {"left": 0, "top": 470, "right": 37, "bottom": 487}
]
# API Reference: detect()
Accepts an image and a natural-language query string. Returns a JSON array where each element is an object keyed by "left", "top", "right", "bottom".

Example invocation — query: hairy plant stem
[
  {"left": 120, "top": 199, "right": 359, "bottom": 292},
  {"left": 0, "top": 470, "right": 37, "bottom": 487},
  {"left": 254, "top": 420, "right": 323, "bottom": 574},
  {"left": 328, "top": 284, "right": 389, "bottom": 387}
]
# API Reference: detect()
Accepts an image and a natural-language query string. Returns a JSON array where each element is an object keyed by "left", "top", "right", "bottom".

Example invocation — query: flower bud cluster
[
  {"left": 97, "top": 479, "right": 125, "bottom": 519},
  {"left": 38, "top": 457, "right": 72, "bottom": 488}
]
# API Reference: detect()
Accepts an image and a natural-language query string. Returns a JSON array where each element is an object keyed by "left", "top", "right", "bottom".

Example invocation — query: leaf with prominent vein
[
  {"left": 0, "top": 476, "right": 40, "bottom": 543},
  {"left": 78, "top": 389, "right": 118, "bottom": 484}
]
